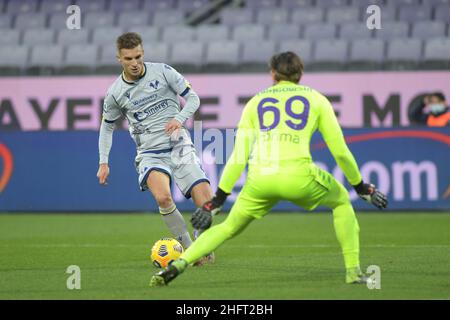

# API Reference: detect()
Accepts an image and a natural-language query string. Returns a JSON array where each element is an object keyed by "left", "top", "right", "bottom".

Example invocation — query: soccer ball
[{"left": 150, "top": 238, "right": 184, "bottom": 268}]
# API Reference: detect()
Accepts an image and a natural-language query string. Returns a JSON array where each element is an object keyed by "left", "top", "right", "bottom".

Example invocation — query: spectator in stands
[{"left": 409, "top": 92, "right": 450, "bottom": 127}]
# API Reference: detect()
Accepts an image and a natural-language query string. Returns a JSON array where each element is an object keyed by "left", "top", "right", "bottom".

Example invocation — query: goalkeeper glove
[
  {"left": 191, "top": 188, "right": 229, "bottom": 230},
  {"left": 353, "top": 181, "right": 388, "bottom": 210}
]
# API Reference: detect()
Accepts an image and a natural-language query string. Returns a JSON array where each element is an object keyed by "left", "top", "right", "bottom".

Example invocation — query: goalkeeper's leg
[
  {"left": 319, "top": 178, "right": 367, "bottom": 284},
  {"left": 150, "top": 209, "right": 254, "bottom": 287}
]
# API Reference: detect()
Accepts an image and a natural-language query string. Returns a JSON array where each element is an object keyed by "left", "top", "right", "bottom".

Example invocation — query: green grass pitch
[{"left": 0, "top": 212, "right": 449, "bottom": 300}]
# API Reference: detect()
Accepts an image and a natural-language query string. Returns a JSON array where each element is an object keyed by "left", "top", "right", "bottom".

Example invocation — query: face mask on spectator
[{"left": 429, "top": 103, "right": 446, "bottom": 115}]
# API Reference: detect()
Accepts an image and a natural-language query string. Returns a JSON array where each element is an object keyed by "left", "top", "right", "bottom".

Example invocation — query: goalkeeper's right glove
[
  {"left": 191, "top": 188, "right": 229, "bottom": 230},
  {"left": 352, "top": 181, "right": 388, "bottom": 210}
]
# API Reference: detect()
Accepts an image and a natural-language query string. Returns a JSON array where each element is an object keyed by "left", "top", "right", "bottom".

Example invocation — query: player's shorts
[
  {"left": 229, "top": 161, "right": 350, "bottom": 220},
  {"left": 135, "top": 142, "right": 209, "bottom": 199}
]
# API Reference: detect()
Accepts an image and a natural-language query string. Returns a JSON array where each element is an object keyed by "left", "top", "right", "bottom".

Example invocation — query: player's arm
[
  {"left": 97, "top": 92, "right": 122, "bottom": 185},
  {"left": 191, "top": 100, "right": 256, "bottom": 230},
  {"left": 317, "top": 93, "right": 387, "bottom": 209},
  {"left": 163, "top": 64, "right": 200, "bottom": 134}
]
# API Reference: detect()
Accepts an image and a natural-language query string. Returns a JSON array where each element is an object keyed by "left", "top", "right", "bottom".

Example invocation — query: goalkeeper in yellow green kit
[{"left": 150, "top": 51, "right": 388, "bottom": 287}]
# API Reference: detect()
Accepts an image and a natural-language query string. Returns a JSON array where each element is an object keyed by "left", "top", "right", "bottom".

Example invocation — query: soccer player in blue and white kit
[{"left": 97, "top": 32, "right": 214, "bottom": 264}]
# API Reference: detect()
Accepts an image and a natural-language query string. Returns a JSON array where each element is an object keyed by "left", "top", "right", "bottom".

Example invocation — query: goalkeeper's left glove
[
  {"left": 191, "top": 188, "right": 229, "bottom": 230},
  {"left": 352, "top": 181, "right": 388, "bottom": 210}
]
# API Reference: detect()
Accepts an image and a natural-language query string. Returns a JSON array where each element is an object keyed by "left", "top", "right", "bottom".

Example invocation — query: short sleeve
[{"left": 162, "top": 64, "right": 191, "bottom": 97}]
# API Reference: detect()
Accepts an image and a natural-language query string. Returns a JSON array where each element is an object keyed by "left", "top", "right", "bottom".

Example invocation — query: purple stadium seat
[
  {"left": 434, "top": 4, "right": 450, "bottom": 23},
  {"left": 64, "top": 44, "right": 98, "bottom": 67},
  {"left": 312, "top": 39, "right": 347, "bottom": 71},
  {"left": 40, "top": 0, "right": 71, "bottom": 13},
  {"left": 303, "top": 24, "right": 337, "bottom": 40},
  {"left": 316, "top": 0, "right": 349, "bottom": 8},
  {"left": 98, "top": 44, "right": 119, "bottom": 66},
  {"left": 142, "top": 0, "right": 177, "bottom": 11},
  {"left": 48, "top": 13, "right": 70, "bottom": 29},
  {"left": 239, "top": 40, "right": 277, "bottom": 71},
  {"left": 339, "top": 22, "right": 373, "bottom": 39},
  {"left": 0, "top": 45, "right": 29, "bottom": 72},
  {"left": 57, "top": 29, "right": 90, "bottom": 45},
  {"left": 118, "top": 12, "right": 151, "bottom": 28},
  {"left": 84, "top": 12, "right": 116, "bottom": 28},
  {"left": 126, "top": 25, "right": 160, "bottom": 42},
  {"left": 245, "top": 0, "right": 278, "bottom": 9},
  {"left": 398, "top": 5, "right": 432, "bottom": 22},
  {"left": 240, "top": 40, "right": 277, "bottom": 64},
  {"left": 145, "top": 43, "right": 170, "bottom": 63},
  {"left": 423, "top": 38, "right": 450, "bottom": 60},
  {"left": 278, "top": 40, "right": 313, "bottom": 63},
  {"left": 256, "top": 8, "right": 289, "bottom": 25},
  {"left": 427, "top": 0, "right": 450, "bottom": 4},
  {"left": 386, "top": 38, "right": 422, "bottom": 61},
  {"left": 14, "top": 13, "right": 47, "bottom": 29},
  {"left": 326, "top": 7, "right": 360, "bottom": 23},
  {"left": 171, "top": 42, "right": 204, "bottom": 66},
  {"left": 373, "top": 21, "right": 409, "bottom": 40},
  {"left": 92, "top": 27, "right": 124, "bottom": 45},
  {"left": 221, "top": 8, "right": 254, "bottom": 26},
  {"left": 412, "top": 21, "right": 446, "bottom": 39},
  {"left": 152, "top": 10, "right": 185, "bottom": 26},
  {"left": 29, "top": 45, "right": 64, "bottom": 68},
  {"left": 109, "top": 0, "right": 141, "bottom": 12},
  {"left": 268, "top": 24, "right": 301, "bottom": 40},
  {"left": 177, "top": 0, "right": 210, "bottom": 14},
  {"left": 195, "top": 25, "right": 229, "bottom": 42},
  {"left": 0, "top": 14, "right": 13, "bottom": 28},
  {"left": 394, "top": 0, "right": 421, "bottom": 5},
  {"left": 349, "top": 0, "right": 385, "bottom": 6},
  {"left": 232, "top": 24, "right": 265, "bottom": 42},
  {"left": 0, "top": 29, "right": 21, "bottom": 45},
  {"left": 22, "top": 29, "right": 55, "bottom": 45},
  {"left": 205, "top": 41, "right": 240, "bottom": 65},
  {"left": 75, "top": 0, "right": 108, "bottom": 12},
  {"left": 5, "top": 0, "right": 38, "bottom": 14},
  {"left": 290, "top": 8, "right": 324, "bottom": 25},
  {"left": 349, "top": 39, "right": 384, "bottom": 69},
  {"left": 279, "top": 0, "right": 314, "bottom": 8},
  {"left": 162, "top": 25, "right": 196, "bottom": 42}
]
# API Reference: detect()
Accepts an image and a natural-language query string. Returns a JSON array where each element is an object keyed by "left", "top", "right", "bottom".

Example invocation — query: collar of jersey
[
  {"left": 276, "top": 80, "right": 296, "bottom": 86},
  {"left": 121, "top": 63, "right": 147, "bottom": 85}
]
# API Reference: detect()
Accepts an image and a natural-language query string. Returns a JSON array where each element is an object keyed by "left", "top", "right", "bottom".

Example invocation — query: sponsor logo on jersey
[
  {"left": 130, "top": 94, "right": 158, "bottom": 108},
  {"left": 133, "top": 99, "right": 169, "bottom": 121}
]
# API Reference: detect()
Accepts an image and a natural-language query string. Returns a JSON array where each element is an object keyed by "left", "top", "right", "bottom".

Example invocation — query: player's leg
[
  {"left": 189, "top": 181, "right": 216, "bottom": 264},
  {"left": 146, "top": 170, "right": 193, "bottom": 249},
  {"left": 171, "top": 145, "right": 213, "bottom": 243},
  {"left": 150, "top": 184, "right": 276, "bottom": 286},
  {"left": 313, "top": 168, "right": 366, "bottom": 284}
]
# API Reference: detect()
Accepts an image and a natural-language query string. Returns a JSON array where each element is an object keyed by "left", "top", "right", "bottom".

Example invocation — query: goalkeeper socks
[
  {"left": 172, "top": 259, "right": 188, "bottom": 273},
  {"left": 160, "top": 204, "right": 193, "bottom": 249},
  {"left": 332, "top": 203, "right": 361, "bottom": 269}
]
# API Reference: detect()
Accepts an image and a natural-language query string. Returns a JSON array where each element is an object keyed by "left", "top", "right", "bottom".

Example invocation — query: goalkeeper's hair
[
  {"left": 116, "top": 32, "right": 143, "bottom": 51},
  {"left": 269, "top": 51, "right": 304, "bottom": 84}
]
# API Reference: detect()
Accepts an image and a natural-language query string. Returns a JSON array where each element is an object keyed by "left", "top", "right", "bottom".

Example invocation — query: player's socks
[
  {"left": 332, "top": 203, "right": 361, "bottom": 271},
  {"left": 159, "top": 204, "right": 193, "bottom": 249}
]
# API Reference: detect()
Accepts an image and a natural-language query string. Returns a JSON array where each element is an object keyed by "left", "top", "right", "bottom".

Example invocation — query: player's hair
[
  {"left": 116, "top": 32, "right": 143, "bottom": 51},
  {"left": 430, "top": 92, "right": 446, "bottom": 102},
  {"left": 269, "top": 51, "right": 304, "bottom": 84}
]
